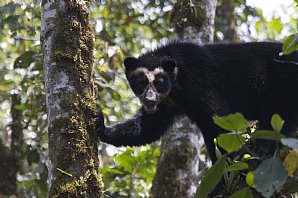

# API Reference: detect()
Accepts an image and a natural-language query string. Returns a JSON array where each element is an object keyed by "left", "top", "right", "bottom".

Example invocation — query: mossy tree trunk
[
  {"left": 41, "top": 0, "right": 103, "bottom": 197},
  {"left": 152, "top": 0, "right": 217, "bottom": 197}
]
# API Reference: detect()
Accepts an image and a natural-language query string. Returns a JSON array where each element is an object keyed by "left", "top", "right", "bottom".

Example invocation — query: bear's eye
[
  {"left": 154, "top": 75, "right": 171, "bottom": 93},
  {"left": 129, "top": 74, "right": 148, "bottom": 95},
  {"left": 154, "top": 77, "right": 164, "bottom": 85},
  {"left": 136, "top": 76, "right": 148, "bottom": 84}
]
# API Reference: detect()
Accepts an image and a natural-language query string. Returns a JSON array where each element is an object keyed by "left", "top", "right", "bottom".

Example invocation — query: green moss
[
  {"left": 59, "top": 170, "right": 90, "bottom": 194},
  {"left": 47, "top": 0, "right": 103, "bottom": 197},
  {"left": 58, "top": 163, "right": 103, "bottom": 196},
  {"left": 53, "top": 49, "right": 77, "bottom": 61},
  {"left": 59, "top": 182, "right": 77, "bottom": 194}
]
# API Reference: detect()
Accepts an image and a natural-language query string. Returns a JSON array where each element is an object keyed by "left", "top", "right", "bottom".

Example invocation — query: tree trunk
[
  {"left": 0, "top": 142, "right": 17, "bottom": 196},
  {"left": 215, "top": 0, "right": 239, "bottom": 42},
  {"left": 0, "top": 93, "right": 24, "bottom": 196},
  {"left": 10, "top": 93, "right": 24, "bottom": 173},
  {"left": 170, "top": 0, "right": 218, "bottom": 43},
  {"left": 41, "top": 0, "right": 103, "bottom": 197},
  {"left": 152, "top": 0, "right": 218, "bottom": 197}
]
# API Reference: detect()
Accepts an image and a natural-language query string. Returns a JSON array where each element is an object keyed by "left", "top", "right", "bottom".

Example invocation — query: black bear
[{"left": 96, "top": 42, "right": 298, "bottom": 163}]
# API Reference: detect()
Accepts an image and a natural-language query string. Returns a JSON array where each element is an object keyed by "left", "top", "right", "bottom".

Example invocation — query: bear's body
[{"left": 97, "top": 42, "right": 298, "bottom": 163}]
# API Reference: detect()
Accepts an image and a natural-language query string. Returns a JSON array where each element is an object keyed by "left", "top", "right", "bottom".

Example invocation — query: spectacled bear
[{"left": 96, "top": 42, "right": 298, "bottom": 163}]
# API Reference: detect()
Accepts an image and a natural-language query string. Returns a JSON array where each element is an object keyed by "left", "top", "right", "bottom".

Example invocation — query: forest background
[{"left": 0, "top": 0, "right": 298, "bottom": 197}]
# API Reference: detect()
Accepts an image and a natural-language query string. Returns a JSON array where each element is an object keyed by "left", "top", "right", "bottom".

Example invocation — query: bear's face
[{"left": 124, "top": 57, "right": 177, "bottom": 113}]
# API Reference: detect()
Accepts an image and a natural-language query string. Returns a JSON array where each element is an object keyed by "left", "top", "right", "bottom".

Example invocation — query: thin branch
[{"left": 273, "top": 58, "right": 298, "bottom": 66}]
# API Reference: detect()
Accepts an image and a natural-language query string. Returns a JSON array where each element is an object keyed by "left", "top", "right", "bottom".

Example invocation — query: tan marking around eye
[
  {"left": 130, "top": 67, "right": 165, "bottom": 83},
  {"left": 153, "top": 67, "right": 164, "bottom": 75},
  {"left": 134, "top": 67, "right": 149, "bottom": 74},
  {"left": 146, "top": 67, "right": 164, "bottom": 83},
  {"left": 146, "top": 72, "right": 155, "bottom": 82},
  {"left": 128, "top": 67, "right": 147, "bottom": 78}
]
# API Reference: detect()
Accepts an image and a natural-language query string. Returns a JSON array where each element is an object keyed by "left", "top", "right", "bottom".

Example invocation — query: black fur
[{"left": 96, "top": 42, "right": 298, "bottom": 163}]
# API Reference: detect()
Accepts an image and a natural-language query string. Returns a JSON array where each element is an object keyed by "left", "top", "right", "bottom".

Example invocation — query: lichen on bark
[
  {"left": 170, "top": 0, "right": 218, "bottom": 43},
  {"left": 170, "top": 0, "right": 206, "bottom": 30},
  {"left": 152, "top": 118, "right": 201, "bottom": 197},
  {"left": 41, "top": 0, "right": 103, "bottom": 197}
]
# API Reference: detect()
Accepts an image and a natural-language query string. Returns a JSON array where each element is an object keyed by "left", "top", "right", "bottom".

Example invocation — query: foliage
[
  {"left": 254, "top": 157, "right": 287, "bottom": 197},
  {"left": 0, "top": 0, "right": 298, "bottom": 197},
  {"left": 282, "top": 33, "right": 298, "bottom": 55},
  {"left": 197, "top": 113, "right": 298, "bottom": 197},
  {"left": 195, "top": 156, "right": 227, "bottom": 198},
  {"left": 100, "top": 146, "right": 160, "bottom": 197},
  {"left": 0, "top": 0, "right": 47, "bottom": 196},
  {"left": 0, "top": 0, "right": 174, "bottom": 196}
]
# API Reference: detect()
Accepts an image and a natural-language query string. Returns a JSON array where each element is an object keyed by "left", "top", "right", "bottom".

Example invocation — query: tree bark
[
  {"left": 215, "top": 0, "right": 239, "bottom": 42},
  {"left": 170, "top": 0, "right": 218, "bottom": 43},
  {"left": 10, "top": 93, "right": 24, "bottom": 173},
  {"left": 0, "top": 141, "right": 17, "bottom": 196},
  {"left": 152, "top": 118, "right": 203, "bottom": 198},
  {"left": 0, "top": 93, "right": 24, "bottom": 196},
  {"left": 41, "top": 0, "right": 103, "bottom": 197},
  {"left": 152, "top": 0, "right": 218, "bottom": 197}
]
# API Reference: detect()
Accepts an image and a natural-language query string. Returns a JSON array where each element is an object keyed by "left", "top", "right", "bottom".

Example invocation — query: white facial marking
[
  {"left": 133, "top": 67, "right": 164, "bottom": 83},
  {"left": 149, "top": 67, "right": 164, "bottom": 82},
  {"left": 134, "top": 67, "right": 148, "bottom": 75},
  {"left": 129, "top": 67, "right": 172, "bottom": 113},
  {"left": 147, "top": 72, "right": 155, "bottom": 82},
  {"left": 153, "top": 67, "right": 164, "bottom": 75}
]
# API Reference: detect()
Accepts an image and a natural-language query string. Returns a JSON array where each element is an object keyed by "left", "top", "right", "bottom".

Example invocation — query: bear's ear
[
  {"left": 124, "top": 57, "right": 138, "bottom": 72},
  {"left": 162, "top": 59, "right": 177, "bottom": 73}
]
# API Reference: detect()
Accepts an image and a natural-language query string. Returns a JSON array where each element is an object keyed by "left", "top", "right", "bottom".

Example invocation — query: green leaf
[
  {"left": 31, "top": 60, "right": 43, "bottom": 71},
  {"left": 246, "top": 171, "right": 255, "bottom": 187},
  {"left": 281, "top": 138, "right": 298, "bottom": 149},
  {"left": 106, "top": 87, "right": 121, "bottom": 100},
  {"left": 14, "top": 104, "right": 29, "bottom": 111},
  {"left": 251, "top": 130, "right": 286, "bottom": 140},
  {"left": 103, "top": 7, "right": 109, "bottom": 19},
  {"left": 215, "top": 145, "right": 223, "bottom": 160},
  {"left": 195, "top": 156, "right": 226, "bottom": 198},
  {"left": 0, "top": 80, "right": 14, "bottom": 91},
  {"left": 217, "top": 133, "right": 245, "bottom": 153},
  {"left": 114, "top": 150, "right": 136, "bottom": 173},
  {"left": 225, "top": 162, "right": 248, "bottom": 172},
  {"left": 270, "top": 114, "right": 284, "bottom": 133},
  {"left": 14, "top": 51, "right": 36, "bottom": 69},
  {"left": 282, "top": 33, "right": 298, "bottom": 55},
  {"left": 213, "top": 113, "right": 246, "bottom": 131},
  {"left": 228, "top": 188, "right": 253, "bottom": 198},
  {"left": 268, "top": 18, "right": 283, "bottom": 34},
  {"left": 242, "top": 154, "right": 251, "bottom": 160},
  {"left": 103, "top": 168, "right": 123, "bottom": 175},
  {"left": 254, "top": 157, "right": 288, "bottom": 198}
]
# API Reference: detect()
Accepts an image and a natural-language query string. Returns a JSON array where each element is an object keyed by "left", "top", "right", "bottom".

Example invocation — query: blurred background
[{"left": 0, "top": 0, "right": 297, "bottom": 197}]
